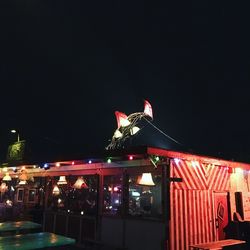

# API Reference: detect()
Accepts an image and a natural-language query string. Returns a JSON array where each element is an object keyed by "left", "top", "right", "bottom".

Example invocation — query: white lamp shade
[
  {"left": 114, "top": 129, "right": 123, "bottom": 138},
  {"left": 19, "top": 180, "right": 27, "bottom": 185},
  {"left": 130, "top": 126, "right": 140, "bottom": 135},
  {"left": 73, "top": 177, "right": 88, "bottom": 189},
  {"left": 52, "top": 185, "right": 60, "bottom": 195},
  {"left": 120, "top": 118, "right": 131, "bottom": 127},
  {"left": 57, "top": 176, "right": 67, "bottom": 185},
  {"left": 138, "top": 173, "right": 155, "bottom": 186},
  {"left": 3, "top": 173, "right": 12, "bottom": 181}
]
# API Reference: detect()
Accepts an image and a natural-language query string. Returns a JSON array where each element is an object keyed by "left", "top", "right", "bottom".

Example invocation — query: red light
[
  {"left": 71, "top": 161, "right": 75, "bottom": 165},
  {"left": 114, "top": 186, "right": 119, "bottom": 192},
  {"left": 129, "top": 156, "right": 133, "bottom": 160}
]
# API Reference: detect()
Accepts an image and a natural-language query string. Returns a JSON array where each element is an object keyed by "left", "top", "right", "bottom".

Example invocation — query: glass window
[
  {"left": 28, "top": 189, "right": 36, "bottom": 203},
  {"left": 17, "top": 188, "right": 24, "bottom": 202},
  {"left": 128, "top": 172, "right": 162, "bottom": 218},
  {"left": 103, "top": 175, "right": 123, "bottom": 215},
  {"left": 48, "top": 175, "right": 98, "bottom": 216}
]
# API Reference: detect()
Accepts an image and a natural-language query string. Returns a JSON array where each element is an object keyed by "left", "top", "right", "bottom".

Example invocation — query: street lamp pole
[{"left": 11, "top": 129, "right": 20, "bottom": 142}]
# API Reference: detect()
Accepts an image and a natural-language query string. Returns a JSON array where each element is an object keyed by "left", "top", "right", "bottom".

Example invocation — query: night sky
[{"left": 1, "top": 1, "right": 250, "bottom": 163}]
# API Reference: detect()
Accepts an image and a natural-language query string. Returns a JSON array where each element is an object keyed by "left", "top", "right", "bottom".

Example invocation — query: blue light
[{"left": 43, "top": 163, "right": 50, "bottom": 169}]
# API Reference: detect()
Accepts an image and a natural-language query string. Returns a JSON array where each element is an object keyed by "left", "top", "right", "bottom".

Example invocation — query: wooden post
[{"left": 162, "top": 158, "right": 170, "bottom": 250}]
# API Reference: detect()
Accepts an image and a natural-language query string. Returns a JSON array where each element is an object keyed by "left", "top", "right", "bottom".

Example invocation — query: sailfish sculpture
[{"left": 106, "top": 100, "right": 153, "bottom": 150}]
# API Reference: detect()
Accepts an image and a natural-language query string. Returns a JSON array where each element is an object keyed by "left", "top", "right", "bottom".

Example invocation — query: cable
[{"left": 143, "top": 117, "right": 183, "bottom": 146}]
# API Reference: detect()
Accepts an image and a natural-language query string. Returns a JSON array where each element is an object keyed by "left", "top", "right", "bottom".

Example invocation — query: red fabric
[
  {"left": 115, "top": 111, "right": 128, "bottom": 128},
  {"left": 144, "top": 100, "right": 153, "bottom": 119}
]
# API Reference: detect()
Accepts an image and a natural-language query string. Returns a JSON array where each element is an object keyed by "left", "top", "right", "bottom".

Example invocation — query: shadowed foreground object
[{"left": 0, "top": 232, "right": 76, "bottom": 250}]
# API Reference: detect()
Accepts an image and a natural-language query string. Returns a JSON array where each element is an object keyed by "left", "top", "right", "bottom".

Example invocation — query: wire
[{"left": 143, "top": 117, "right": 182, "bottom": 146}]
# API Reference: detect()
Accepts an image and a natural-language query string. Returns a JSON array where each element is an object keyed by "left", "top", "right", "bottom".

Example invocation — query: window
[
  {"left": 128, "top": 171, "right": 162, "bottom": 218},
  {"left": 17, "top": 188, "right": 24, "bottom": 202},
  {"left": 28, "top": 189, "right": 36, "bottom": 203},
  {"left": 103, "top": 175, "right": 123, "bottom": 215},
  {"left": 48, "top": 175, "right": 98, "bottom": 216}
]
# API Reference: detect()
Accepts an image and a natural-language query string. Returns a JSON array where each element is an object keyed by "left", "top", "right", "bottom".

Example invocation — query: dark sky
[{"left": 1, "top": 1, "right": 250, "bottom": 163}]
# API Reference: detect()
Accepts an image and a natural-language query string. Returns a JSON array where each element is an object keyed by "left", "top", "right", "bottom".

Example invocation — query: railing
[{"left": 43, "top": 210, "right": 97, "bottom": 244}]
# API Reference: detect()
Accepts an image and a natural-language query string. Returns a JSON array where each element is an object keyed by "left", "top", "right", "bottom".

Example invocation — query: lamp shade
[
  {"left": 19, "top": 180, "right": 27, "bottom": 185},
  {"left": 130, "top": 126, "right": 140, "bottom": 135},
  {"left": 0, "top": 183, "right": 8, "bottom": 193},
  {"left": 113, "top": 129, "right": 123, "bottom": 138},
  {"left": 3, "top": 173, "right": 12, "bottom": 181},
  {"left": 52, "top": 185, "right": 60, "bottom": 195},
  {"left": 73, "top": 177, "right": 88, "bottom": 189},
  {"left": 57, "top": 176, "right": 67, "bottom": 185},
  {"left": 138, "top": 173, "right": 155, "bottom": 186}
]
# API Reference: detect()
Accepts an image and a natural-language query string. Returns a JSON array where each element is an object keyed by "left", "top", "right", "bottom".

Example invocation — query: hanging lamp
[
  {"left": 137, "top": 173, "right": 155, "bottom": 186},
  {"left": 57, "top": 176, "right": 67, "bottom": 185},
  {"left": 73, "top": 177, "right": 88, "bottom": 189},
  {"left": 3, "top": 173, "right": 12, "bottom": 181},
  {"left": 52, "top": 185, "right": 60, "bottom": 195}
]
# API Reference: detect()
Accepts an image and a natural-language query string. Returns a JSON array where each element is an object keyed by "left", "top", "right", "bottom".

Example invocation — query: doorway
[{"left": 213, "top": 192, "right": 229, "bottom": 240}]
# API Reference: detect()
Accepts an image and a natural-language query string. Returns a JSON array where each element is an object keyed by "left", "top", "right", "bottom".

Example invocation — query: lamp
[
  {"left": 18, "top": 180, "right": 27, "bottom": 185},
  {"left": 73, "top": 177, "right": 88, "bottom": 189},
  {"left": 138, "top": 173, "right": 155, "bottom": 186},
  {"left": 130, "top": 126, "right": 140, "bottom": 135},
  {"left": 57, "top": 176, "right": 67, "bottom": 185},
  {"left": 52, "top": 185, "right": 60, "bottom": 195},
  {"left": 3, "top": 173, "right": 12, "bottom": 181},
  {"left": 113, "top": 129, "right": 123, "bottom": 138},
  {"left": 0, "top": 183, "right": 8, "bottom": 193},
  {"left": 11, "top": 129, "right": 20, "bottom": 142}
]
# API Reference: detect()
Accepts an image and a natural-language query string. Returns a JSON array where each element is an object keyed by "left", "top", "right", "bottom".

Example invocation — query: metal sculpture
[{"left": 106, "top": 100, "right": 153, "bottom": 150}]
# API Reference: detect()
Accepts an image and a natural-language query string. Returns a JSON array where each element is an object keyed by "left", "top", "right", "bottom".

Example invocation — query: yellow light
[
  {"left": 73, "top": 177, "right": 88, "bottom": 189},
  {"left": 235, "top": 168, "right": 243, "bottom": 174},
  {"left": 19, "top": 180, "right": 27, "bottom": 185},
  {"left": 3, "top": 173, "right": 12, "bottom": 181},
  {"left": 52, "top": 185, "right": 60, "bottom": 195}
]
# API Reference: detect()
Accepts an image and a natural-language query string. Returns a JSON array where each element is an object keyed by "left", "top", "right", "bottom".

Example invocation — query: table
[
  {"left": 0, "top": 221, "right": 42, "bottom": 235},
  {"left": 0, "top": 232, "right": 76, "bottom": 250},
  {"left": 189, "top": 239, "right": 246, "bottom": 250}
]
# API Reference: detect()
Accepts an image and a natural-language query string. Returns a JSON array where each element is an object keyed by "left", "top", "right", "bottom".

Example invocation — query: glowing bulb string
[{"left": 143, "top": 117, "right": 182, "bottom": 146}]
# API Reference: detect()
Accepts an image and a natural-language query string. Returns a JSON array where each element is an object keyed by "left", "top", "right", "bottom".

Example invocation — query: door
[{"left": 213, "top": 192, "right": 229, "bottom": 240}]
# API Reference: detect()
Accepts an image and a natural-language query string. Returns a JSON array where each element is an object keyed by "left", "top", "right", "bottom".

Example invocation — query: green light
[
  {"left": 107, "top": 158, "right": 112, "bottom": 163},
  {"left": 155, "top": 156, "right": 160, "bottom": 161}
]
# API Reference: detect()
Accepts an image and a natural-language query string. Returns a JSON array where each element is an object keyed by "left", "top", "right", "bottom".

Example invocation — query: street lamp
[{"left": 11, "top": 129, "right": 20, "bottom": 142}]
